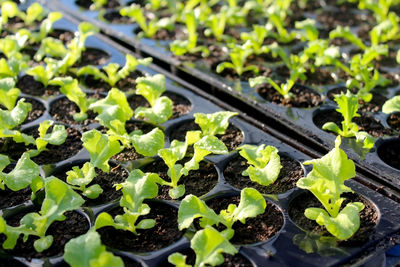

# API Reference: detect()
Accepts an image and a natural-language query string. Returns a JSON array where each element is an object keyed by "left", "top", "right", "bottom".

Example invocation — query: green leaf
[
  {"left": 0, "top": 77, "right": 19, "bottom": 110},
  {"left": 192, "top": 226, "right": 237, "bottom": 267},
  {"left": 134, "top": 96, "right": 173, "bottom": 124},
  {"left": 64, "top": 231, "right": 123, "bottom": 267},
  {"left": 66, "top": 162, "right": 97, "bottom": 187},
  {"left": 231, "top": 188, "right": 266, "bottom": 224},
  {"left": 329, "top": 26, "right": 366, "bottom": 50},
  {"left": 194, "top": 111, "right": 238, "bottom": 136},
  {"left": 135, "top": 74, "right": 166, "bottom": 106},
  {"left": 305, "top": 202, "right": 364, "bottom": 240},
  {"left": 298, "top": 136, "right": 355, "bottom": 218},
  {"left": 238, "top": 144, "right": 282, "bottom": 186},
  {"left": 0, "top": 152, "right": 40, "bottom": 191},
  {"left": 168, "top": 253, "right": 190, "bottom": 267},
  {"left": 34, "top": 37, "right": 68, "bottom": 61},
  {"left": 130, "top": 127, "right": 165, "bottom": 157},
  {"left": 82, "top": 184, "right": 103, "bottom": 199},
  {"left": 22, "top": 3, "right": 45, "bottom": 26},
  {"left": 382, "top": 95, "right": 400, "bottom": 114},
  {"left": 0, "top": 98, "right": 31, "bottom": 129},
  {"left": 82, "top": 129, "right": 123, "bottom": 173},
  {"left": 1, "top": 1, "right": 19, "bottom": 26},
  {"left": 35, "top": 120, "right": 68, "bottom": 152},
  {"left": 158, "top": 140, "right": 187, "bottom": 169}
]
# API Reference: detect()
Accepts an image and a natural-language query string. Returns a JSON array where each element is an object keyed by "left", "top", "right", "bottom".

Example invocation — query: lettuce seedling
[
  {"left": 17, "top": 2, "right": 46, "bottom": 27},
  {"left": 0, "top": 152, "right": 41, "bottom": 191},
  {"left": 370, "top": 12, "right": 400, "bottom": 45},
  {"left": 357, "top": 0, "right": 395, "bottom": 23},
  {"left": 178, "top": 188, "right": 266, "bottom": 240},
  {"left": 0, "top": 1, "right": 19, "bottom": 32},
  {"left": 129, "top": 127, "right": 165, "bottom": 157},
  {"left": 81, "top": 129, "right": 123, "bottom": 173},
  {"left": 193, "top": 111, "right": 238, "bottom": 137},
  {"left": 49, "top": 77, "right": 97, "bottom": 121},
  {"left": 120, "top": 4, "right": 174, "bottom": 38},
  {"left": 0, "top": 54, "right": 29, "bottom": 80},
  {"left": 89, "top": 88, "right": 133, "bottom": 137},
  {"left": 0, "top": 29, "right": 30, "bottom": 59},
  {"left": 170, "top": 11, "right": 209, "bottom": 57},
  {"left": 0, "top": 77, "right": 20, "bottom": 110},
  {"left": 204, "top": 8, "right": 229, "bottom": 42},
  {"left": 31, "top": 12, "right": 63, "bottom": 43},
  {"left": 216, "top": 41, "right": 259, "bottom": 76},
  {"left": 28, "top": 120, "right": 68, "bottom": 157},
  {"left": 66, "top": 162, "right": 102, "bottom": 199},
  {"left": 134, "top": 74, "right": 173, "bottom": 124},
  {"left": 34, "top": 37, "right": 68, "bottom": 61},
  {"left": 95, "top": 169, "right": 159, "bottom": 234},
  {"left": 240, "top": 25, "right": 270, "bottom": 55},
  {"left": 168, "top": 226, "right": 237, "bottom": 267},
  {"left": 64, "top": 230, "right": 124, "bottom": 267},
  {"left": 295, "top": 19, "right": 319, "bottom": 42},
  {"left": 382, "top": 96, "right": 400, "bottom": 114},
  {"left": 265, "top": 11, "right": 296, "bottom": 44},
  {"left": 0, "top": 177, "right": 84, "bottom": 252},
  {"left": 77, "top": 54, "right": 152, "bottom": 87},
  {"left": 237, "top": 144, "right": 282, "bottom": 186},
  {"left": 322, "top": 91, "right": 375, "bottom": 149},
  {"left": 329, "top": 26, "right": 366, "bottom": 51},
  {"left": 297, "top": 136, "right": 365, "bottom": 240},
  {"left": 25, "top": 57, "right": 67, "bottom": 87},
  {"left": 249, "top": 76, "right": 295, "bottom": 99}
]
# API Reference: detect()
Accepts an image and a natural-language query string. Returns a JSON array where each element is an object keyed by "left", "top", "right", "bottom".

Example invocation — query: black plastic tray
[{"left": 46, "top": 0, "right": 400, "bottom": 193}]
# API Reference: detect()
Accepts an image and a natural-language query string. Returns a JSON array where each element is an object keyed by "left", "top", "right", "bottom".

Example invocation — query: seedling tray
[
  {"left": 47, "top": 0, "right": 400, "bottom": 192},
  {"left": 0, "top": 5, "right": 400, "bottom": 266}
]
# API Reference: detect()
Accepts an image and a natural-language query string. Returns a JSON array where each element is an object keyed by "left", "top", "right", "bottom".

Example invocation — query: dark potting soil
[
  {"left": 48, "top": 29, "right": 75, "bottom": 44},
  {"left": 129, "top": 92, "right": 192, "bottom": 120},
  {"left": 59, "top": 255, "right": 142, "bottom": 267},
  {"left": 0, "top": 186, "right": 31, "bottom": 210},
  {"left": 302, "top": 68, "right": 336, "bottom": 87},
  {"left": 103, "top": 10, "right": 133, "bottom": 24},
  {"left": 316, "top": 10, "right": 373, "bottom": 31},
  {"left": 0, "top": 211, "right": 89, "bottom": 260},
  {"left": 288, "top": 191, "right": 378, "bottom": 246},
  {"left": 387, "top": 113, "right": 400, "bottom": 132},
  {"left": 112, "top": 121, "right": 157, "bottom": 162},
  {"left": 22, "top": 97, "right": 45, "bottom": 124},
  {"left": 98, "top": 202, "right": 183, "bottom": 252},
  {"left": 169, "top": 121, "right": 243, "bottom": 151},
  {"left": 54, "top": 163, "right": 128, "bottom": 206},
  {"left": 205, "top": 195, "right": 284, "bottom": 244},
  {"left": 377, "top": 139, "right": 400, "bottom": 170},
  {"left": 74, "top": 48, "right": 110, "bottom": 67},
  {"left": 81, "top": 70, "right": 144, "bottom": 92},
  {"left": 313, "top": 109, "right": 391, "bottom": 137},
  {"left": 75, "top": 0, "right": 120, "bottom": 9},
  {"left": 16, "top": 75, "right": 60, "bottom": 97},
  {"left": 0, "top": 126, "right": 82, "bottom": 163},
  {"left": 257, "top": 83, "right": 323, "bottom": 108},
  {"left": 49, "top": 95, "right": 100, "bottom": 126},
  {"left": 327, "top": 87, "right": 388, "bottom": 113},
  {"left": 141, "top": 159, "right": 218, "bottom": 200},
  {"left": 224, "top": 155, "right": 304, "bottom": 195},
  {"left": 163, "top": 248, "right": 252, "bottom": 267}
]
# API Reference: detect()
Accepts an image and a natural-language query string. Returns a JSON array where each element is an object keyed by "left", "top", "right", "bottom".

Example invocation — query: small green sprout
[{"left": 216, "top": 42, "right": 258, "bottom": 77}]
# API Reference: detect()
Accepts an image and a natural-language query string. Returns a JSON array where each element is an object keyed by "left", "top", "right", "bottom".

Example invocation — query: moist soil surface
[
  {"left": 224, "top": 154, "right": 304, "bottom": 194},
  {"left": 0, "top": 126, "right": 82, "bottom": 164},
  {"left": 81, "top": 70, "right": 144, "bottom": 92},
  {"left": 53, "top": 164, "right": 128, "bottom": 206},
  {"left": 288, "top": 191, "right": 379, "bottom": 246},
  {"left": 313, "top": 109, "right": 391, "bottom": 137},
  {"left": 129, "top": 91, "right": 192, "bottom": 120},
  {"left": 98, "top": 201, "right": 183, "bottom": 252},
  {"left": 22, "top": 97, "right": 46, "bottom": 124},
  {"left": 257, "top": 83, "right": 323, "bottom": 108},
  {"left": 0, "top": 186, "right": 31, "bottom": 210},
  {"left": 16, "top": 75, "right": 60, "bottom": 97},
  {"left": 74, "top": 48, "right": 110, "bottom": 67},
  {"left": 50, "top": 94, "right": 101, "bottom": 127},
  {"left": 388, "top": 113, "right": 400, "bottom": 132},
  {"left": 205, "top": 195, "right": 283, "bottom": 244},
  {"left": 316, "top": 10, "right": 372, "bottom": 30},
  {"left": 163, "top": 248, "right": 252, "bottom": 267},
  {"left": 0, "top": 211, "right": 89, "bottom": 260},
  {"left": 48, "top": 29, "right": 75, "bottom": 44},
  {"left": 377, "top": 139, "right": 400, "bottom": 170},
  {"left": 112, "top": 121, "right": 157, "bottom": 162},
  {"left": 141, "top": 159, "right": 218, "bottom": 200},
  {"left": 103, "top": 10, "right": 133, "bottom": 24},
  {"left": 169, "top": 121, "right": 243, "bottom": 151}
]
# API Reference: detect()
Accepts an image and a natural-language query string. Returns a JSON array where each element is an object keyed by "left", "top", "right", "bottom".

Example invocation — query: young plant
[
  {"left": 295, "top": 19, "right": 319, "bottom": 42},
  {"left": 134, "top": 74, "right": 173, "bottom": 124},
  {"left": 204, "top": 8, "right": 229, "bottom": 42},
  {"left": 66, "top": 162, "right": 101, "bottom": 199},
  {"left": 0, "top": 77, "right": 19, "bottom": 110},
  {"left": 237, "top": 144, "right": 282, "bottom": 186},
  {"left": 120, "top": 4, "right": 174, "bottom": 38},
  {"left": 0, "top": 152, "right": 41, "bottom": 191},
  {"left": 382, "top": 96, "right": 400, "bottom": 114},
  {"left": 170, "top": 11, "right": 209, "bottom": 57},
  {"left": 329, "top": 26, "right": 366, "bottom": 51},
  {"left": 30, "top": 11, "right": 63, "bottom": 43},
  {"left": 265, "top": 10, "right": 296, "bottom": 43},
  {"left": 64, "top": 230, "right": 124, "bottom": 267},
  {"left": 178, "top": 188, "right": 266, "bottom": 239},
  {"left": 28, "top": 120, "right": 68, "bottom": 157},
  {"left": 297, "top": 136, "right": 365, "bottom": 240},
  {"left": 193, "top": 111, "right": 238, "bottom": 137},
  {"left": 17, "top": 2, "right": 46, "bottom": 27},
  {"left": 81, "top": 129, "right": 123, "bottom": 173},
  {"left": 49, "top": 77, "right": 97, "bottom": 121},
  {"left": 26, "top": 57, "right": 68, "bottom": 87},
  {"left": 322, "top": 91, "right": 375, "bottom": 149},
  {"left": 0, "top": 1, "right": 19, "bottom": 32},
  {"left": 34, "top": 37, "right": 68, "bottom": 61},
  {"left": 249, "top": 76, "right": 295, "bottom": 99},
  {"left": 370, "top": 12, "right": 400, "bottom": 45},
  {"left": 0, "top": 54, "right": 29, "bottom": 80},
  {"left": 0, "top": 29, "right": 30, "bottom": 59},
  {"left": 76, "top": 54, "right": 152, "bottom": 87},
  {"left": 168, "top": 226, "right": 237, "bottom": 267},
  {"left": 216, "top": 41, "right": 258, "bottom": 77},
  {"left": 0, "top": 177, "right": 84, "bottom": 252},
  {"left": 95, "top": 169, "right": 159, "bottom": 234},
  {"left": 240, "top": 25, "right": 270, "bottom": 55}
]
